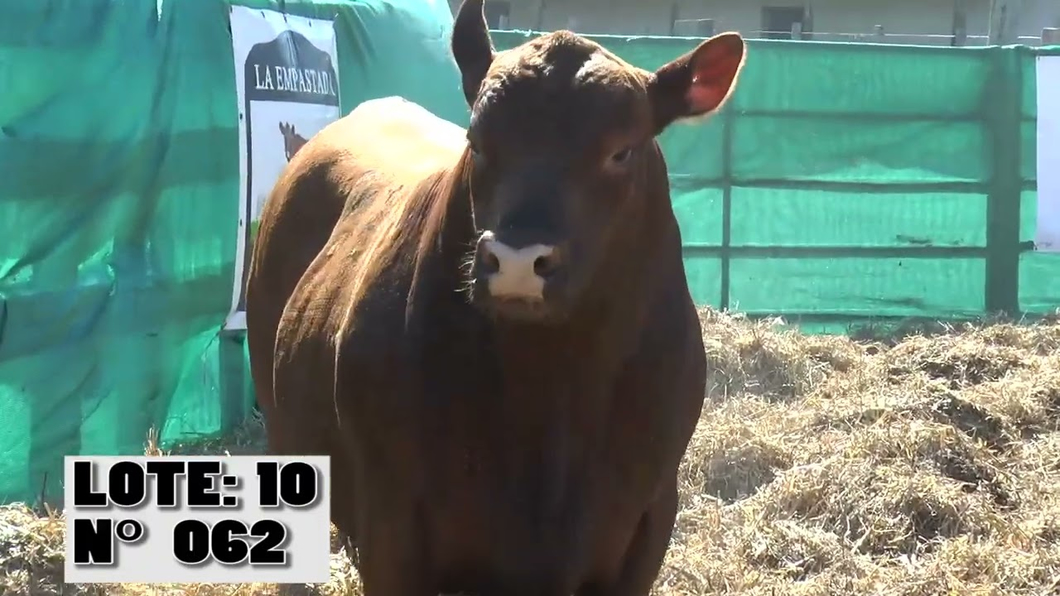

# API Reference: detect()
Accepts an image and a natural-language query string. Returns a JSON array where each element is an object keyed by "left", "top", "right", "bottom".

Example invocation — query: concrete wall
[{"left": 448, "top": 0, "right": 1059, "bottom": 45}]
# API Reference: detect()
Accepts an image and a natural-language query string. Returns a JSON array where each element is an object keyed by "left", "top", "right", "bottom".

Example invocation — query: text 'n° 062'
[{"left": 63, "top": 455, "right": 331, "bottom": 585}]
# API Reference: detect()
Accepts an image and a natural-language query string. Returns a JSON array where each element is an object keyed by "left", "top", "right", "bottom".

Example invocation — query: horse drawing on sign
[{"left": 278, "top": 122, "right": 309, "bottom": 161}]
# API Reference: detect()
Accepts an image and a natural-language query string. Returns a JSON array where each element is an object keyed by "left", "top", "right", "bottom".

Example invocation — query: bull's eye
[{"left": 609, "top": 147, "right": 634, "bottom": 166}]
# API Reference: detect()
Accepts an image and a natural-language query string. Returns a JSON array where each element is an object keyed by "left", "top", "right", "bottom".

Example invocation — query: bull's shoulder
[
  {"left": 281, "top": 215, "right": 415, "bottom": 347},
  {"left": 273, "top": 235, "right": 350, "bottom": 365},
  {"left": 636, "top": 269, "right": 705, "bottom": 373},
  {"left": 342, "top": 96, "right": 466, "bottom": 150},
  {"left": 311, "top": 96, "right": 467, "bottom": 180},
  {"left": 598, "top": 286, "right": 705, "bottom": 492}
]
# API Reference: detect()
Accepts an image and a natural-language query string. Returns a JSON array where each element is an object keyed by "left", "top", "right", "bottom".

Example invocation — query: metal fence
[
  {"left": 672, "top": 18, "right": 1060, "bottom": 47},
  {"left": 489, "top": 30, "right": 1058, "bottom": 333}
]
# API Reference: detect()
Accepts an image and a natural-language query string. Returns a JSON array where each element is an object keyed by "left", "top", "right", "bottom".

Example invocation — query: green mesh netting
[
  {"left": 492, "top": 32, "right": 1059, "bottom": 331},
  {"left": 0, "top": 4, "right": 1056, "bottom": 505},
  {"left": 0, "top": 0, "right": 466, "bottom": 504}
]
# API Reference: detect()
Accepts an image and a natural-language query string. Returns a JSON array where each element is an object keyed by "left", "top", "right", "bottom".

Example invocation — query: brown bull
[{"left": 244, "top": 1, "right": 745, "bottom": 593}]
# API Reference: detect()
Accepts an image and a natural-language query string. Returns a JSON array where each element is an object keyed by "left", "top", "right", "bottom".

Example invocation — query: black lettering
[
  {"left": 280, "top": 462, "right": 318, "bottom": 507},
  {"left": 249, "top": 519, "right": 288, "bottom": 565},
  {"left": 72, "top": 518, "right": 114, "bottom": 565},
  {"left": 73, "top": 461, "right": 108, "bottom": 507},
  {"left": 146, "top": 460, "right": 185, "bottom": 508},
  {"left": 172, "top": 519, "right": 211, "bottom": 566},
  {"left": 108, "top": 461, "right": 146, "bottom": 507},
  {"left": 187, "top": 461, "right": 222, "bottom": 507},
  {"left": 257, "top": 461, "right": 280, "bottom": 508},
  {"left": 114, "top": 519, "right": 145, "bottom": 543},
  {"left": 212, "top": 519, "right": 250, "bottom": 565}
]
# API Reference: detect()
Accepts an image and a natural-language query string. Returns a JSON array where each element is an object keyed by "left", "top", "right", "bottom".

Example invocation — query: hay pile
[{"left": 3, "top": 308, "right": 1060, "bottom": 595}]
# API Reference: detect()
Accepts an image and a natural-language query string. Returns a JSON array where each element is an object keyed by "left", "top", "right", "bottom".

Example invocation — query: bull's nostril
[
  {"left": 482, "top": 250, "right": 501, "bottom": 275},
  {"left": 533, "top": 253, "right": 560, "bottom": 278}
]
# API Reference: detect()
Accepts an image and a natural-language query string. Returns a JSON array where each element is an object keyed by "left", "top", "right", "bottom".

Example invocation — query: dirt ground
[{"left": 3, "top": 308, "right": 1060, "bottom": 595}]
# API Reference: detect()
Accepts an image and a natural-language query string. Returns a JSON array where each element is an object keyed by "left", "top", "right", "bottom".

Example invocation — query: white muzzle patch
[{"left": 480, "top": 231, "right": 555, "bottom": 300}]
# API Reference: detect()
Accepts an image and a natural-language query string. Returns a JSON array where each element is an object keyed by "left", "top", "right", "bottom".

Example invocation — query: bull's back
[{"left": 246, "top": 96, "right": 466, "bottom": 441}]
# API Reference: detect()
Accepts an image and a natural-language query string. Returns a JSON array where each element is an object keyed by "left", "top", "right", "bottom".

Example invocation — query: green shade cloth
[
  {"left": 0, "top": 0, "right": 466, "bottom": 504},
  {"left": 493, "top": 31, "right": 1057, "bottom": 331},
  {"left": 0, "top": 3, "right": 1056, "bottom": 504}
]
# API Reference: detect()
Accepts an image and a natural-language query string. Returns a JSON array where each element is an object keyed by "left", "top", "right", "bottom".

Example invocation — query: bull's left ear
[{"left": 648, "top": 32, "right": 745, "bottom": 132}]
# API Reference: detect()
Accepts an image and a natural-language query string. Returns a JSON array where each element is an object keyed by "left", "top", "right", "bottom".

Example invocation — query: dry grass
[{"left": 4, "top": 308, "right": 1060, "bottom": 595}]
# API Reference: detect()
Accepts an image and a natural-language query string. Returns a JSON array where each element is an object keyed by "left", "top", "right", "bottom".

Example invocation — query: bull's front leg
[
  {"left": 356, "top": 496, "right": 435, "bottom": 596},
  {"left": 580, "top": 483, "right": 680, "bottom": 596}
]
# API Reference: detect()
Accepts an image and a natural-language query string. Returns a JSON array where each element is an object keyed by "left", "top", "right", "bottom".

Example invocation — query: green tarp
[
  {"left": 0, "top": 0, "right": 466, "bottom": 504},
  {"left": 0, "top": 1, "right": 1057, "bottom": 504},
  {"left": 492, "top": 32, "right": 1058, "bottom": 330}
]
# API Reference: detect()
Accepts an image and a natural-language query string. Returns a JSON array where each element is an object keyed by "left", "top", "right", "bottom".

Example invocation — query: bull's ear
[
  {"left": 452, "top": 0, "right": 495, "bottom": 107},
  {"left": 648, "top": 32, "right": 745, "bottom": 132}
]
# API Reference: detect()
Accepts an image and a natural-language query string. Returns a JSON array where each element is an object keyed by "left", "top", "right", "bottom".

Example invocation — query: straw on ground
[{"left": 3, "top": 308, "right": 1060, "bottom": 595}]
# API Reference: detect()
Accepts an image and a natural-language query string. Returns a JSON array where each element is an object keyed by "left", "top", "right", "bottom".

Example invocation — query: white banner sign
[
  {"left": 1035, "top": 55, "right": 1060, "bottom": 252},
  {"left": 225, "top": 6, "right": 342, "bottom": 330}
]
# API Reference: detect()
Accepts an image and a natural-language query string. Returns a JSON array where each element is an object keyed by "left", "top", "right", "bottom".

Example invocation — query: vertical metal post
[
  {"left": 719, "top": 104, "right": 735, "bottom": 310},
  {"left": 983, "top": 47, "right": 1022, "bottom": 316},
  {"left": 218, "top": 329, "right": 248, "bottom": 432},
  {"left": 988, "top": 0, "right": 1023, "bottom": 45},
  {"left": 952, "top": 0, "right": 968, "bottom": 46}
]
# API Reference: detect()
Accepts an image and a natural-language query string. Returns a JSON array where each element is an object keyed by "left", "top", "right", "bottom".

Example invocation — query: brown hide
[
  {"left": 244, "top": 100, "right": 465, "bottom": 442},
  {"left": 246, "top": 6, "right": 745, "bottom": 594}
]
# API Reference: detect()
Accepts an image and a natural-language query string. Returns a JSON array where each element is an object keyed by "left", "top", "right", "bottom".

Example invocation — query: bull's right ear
[{"left": 452, "top": 0, "right": 495, "bottom": 107}]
